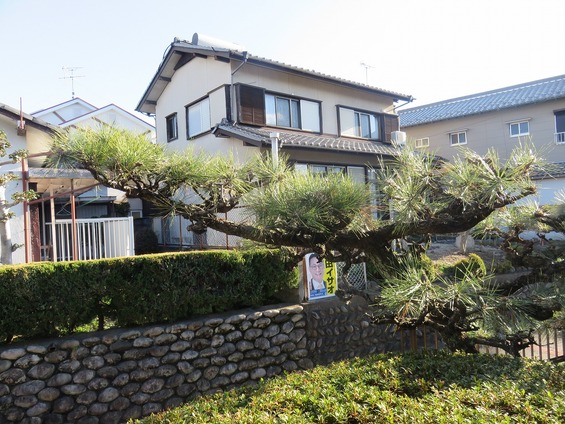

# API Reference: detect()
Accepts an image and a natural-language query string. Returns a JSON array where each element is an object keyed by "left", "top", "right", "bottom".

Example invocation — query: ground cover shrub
[
  {"left": 0, "top": 248, "right": 297, "bottom": 343},
  {"left": 133, "top": 351, "right": 565, "bottom": 424}
]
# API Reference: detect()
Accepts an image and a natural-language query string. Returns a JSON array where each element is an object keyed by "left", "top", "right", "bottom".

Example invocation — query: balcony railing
[
  {"left": 555, "top": 132, "right": 565, "bottom": 144},
  {"left": 44, "top": 217, "right": 135, "bottom": 261}
]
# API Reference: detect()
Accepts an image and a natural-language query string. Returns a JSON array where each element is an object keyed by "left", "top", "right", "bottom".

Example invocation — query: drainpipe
[{"left": 70, "top": 179, "right": 78, "bottom": 260}]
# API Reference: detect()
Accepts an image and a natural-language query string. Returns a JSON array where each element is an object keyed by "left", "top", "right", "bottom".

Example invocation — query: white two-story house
[{"left": 136, "top": 33, "right": 413, "bottom": 248}]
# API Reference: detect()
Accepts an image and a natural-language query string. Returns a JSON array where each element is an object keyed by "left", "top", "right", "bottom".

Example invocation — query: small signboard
[{"left": 304, "top": 253, "right": 337, "bottom": 300}]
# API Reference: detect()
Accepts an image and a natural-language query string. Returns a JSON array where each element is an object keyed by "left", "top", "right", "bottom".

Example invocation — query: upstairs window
[
  {"left": 265, "top": 94, "right": 321, "bottom": 132},
  {"left": 186, "top": 97, "right": 210, "bottom": 138},
  {"left": 509, "top": 121, "right": 529, "bottom": 137},
  {"left": 338, "top": 107, "right": 380, "bottom": 140},
  {"left": 166, "top": 113, "right": 178, "bottom": 142},
  {"left": 415, "top": 137, "right": 429, "bottom": 148},
  {"left": 236, "top": 84, "right": 321, "bottom": 132},
  {"left": 450, "top": 131, "right": 467, "bottom": 146},
  {"left": 555, "top": 111, "right": 565, "bottom": 144}
]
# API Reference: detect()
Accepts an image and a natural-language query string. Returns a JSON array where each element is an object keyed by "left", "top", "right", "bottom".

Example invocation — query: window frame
[
  {"left": 165, "top": 113, "right": 178, "bottom": 142},
  {"left": 415, "top": 137, "right": 429, "bottom": 148},
  {"left": 449, "top": 131, "right": 467, "bottom": 146},
  {"left": 509, "top": 121, "right": 529, "bottom": 137},
  {"left": 265, "top": 91, "right": 321, "bottom": 132},
  {"left": 185, "top": 96, "right": 211, "bottom": 139},
  {"left": 555, "top": 110, "right": 565, "bottom": 144},
  {"left": 337, "top": 105, "right": 382, "bottom": 140}
]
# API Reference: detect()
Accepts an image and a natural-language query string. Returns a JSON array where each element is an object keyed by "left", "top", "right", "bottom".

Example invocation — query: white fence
[{"left": 45, "top": 217, "right": 135, "bottom": 261}]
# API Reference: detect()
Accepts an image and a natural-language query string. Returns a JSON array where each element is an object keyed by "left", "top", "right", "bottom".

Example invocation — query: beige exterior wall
[
  {"left": 402, "top": 99, "right": 565, "bottom": 205},
  {"left": 232, "top": 63, "right": 394, "bottom": 136},
  {"left": 402, "top": 99, "right": 565, "bottom": 162}
]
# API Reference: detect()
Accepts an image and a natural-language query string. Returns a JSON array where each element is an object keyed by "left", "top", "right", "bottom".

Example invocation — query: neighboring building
[
  {"left": 136, "top": 33, "right": 413, "bottom": 248},
  {"left": 0, "top": 98, "right": 155, "bottom": 264},
  {"left": 399, "top": 74, "right": 565, "bottom": 204}
]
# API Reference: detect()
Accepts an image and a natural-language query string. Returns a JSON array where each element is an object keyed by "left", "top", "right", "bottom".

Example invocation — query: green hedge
[{"left": 0, "top": 249, "right": 297, "bottom": 343}]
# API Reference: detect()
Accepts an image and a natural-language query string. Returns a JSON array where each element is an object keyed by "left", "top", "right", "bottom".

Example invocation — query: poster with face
[{"left": 304, "top": 253, "right": 337, "bottom": 300}]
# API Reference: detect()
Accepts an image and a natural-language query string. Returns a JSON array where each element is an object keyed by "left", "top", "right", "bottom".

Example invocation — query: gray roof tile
[
  {"left": 213, "top": 121, "right": 400, "bottom": 157},
  {"left": 399, "top": 75, "right": 565, "bottom": 127}
]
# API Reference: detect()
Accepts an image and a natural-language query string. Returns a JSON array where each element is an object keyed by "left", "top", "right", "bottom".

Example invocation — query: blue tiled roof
[{"left": 399, "top": 75, "right": 565, "bottom": 127}]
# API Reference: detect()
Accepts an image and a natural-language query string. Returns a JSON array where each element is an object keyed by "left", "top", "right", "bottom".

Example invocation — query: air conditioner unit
[{"left": 391, "top": 131, "right": 406, "bottom": 146}]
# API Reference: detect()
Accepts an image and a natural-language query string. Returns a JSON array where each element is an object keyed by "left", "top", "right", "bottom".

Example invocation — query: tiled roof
[
  {"left": 213, "top": 121, "right": 400, "bottom": 157},
  {"left": 137, "top": 37, "right": 413, "bottom": 114},
  {"left": 532, "top": 162, "right": 565, "bottom": 180},
  {"left": 399, "top": 75, "right": 565, "bottom": 127}
]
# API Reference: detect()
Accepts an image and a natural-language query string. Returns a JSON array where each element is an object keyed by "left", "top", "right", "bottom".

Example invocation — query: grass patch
[{"left": 132, "top": 351, "right": 565, "bottom": 423}]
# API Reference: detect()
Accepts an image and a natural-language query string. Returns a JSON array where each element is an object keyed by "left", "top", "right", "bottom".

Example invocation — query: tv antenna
[
  {"left": 60, "top": 66, "right": 85, "bottom": 98},
  {"left": 360, "top": 62, "right": 374, "bottom": 85}
]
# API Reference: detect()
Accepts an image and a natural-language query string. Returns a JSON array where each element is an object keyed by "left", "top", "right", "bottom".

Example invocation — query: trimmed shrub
[
  {"left": 0, "top": 249, "right": 297, "bottom": 343},
  {"left": 442, "top": 253, "right": 487, "bottom": 279}
]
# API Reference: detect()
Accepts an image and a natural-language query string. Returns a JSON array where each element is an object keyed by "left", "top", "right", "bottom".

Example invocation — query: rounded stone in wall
[
  {"left": 67, "top": 404, "right": 87, "bottom": 421},
  {"left": 98, "top": 387, "right": 120, "bottom": 403},
  {"left": 155, "top": 334, "right": 177, "bottom": 345},
  {"left": 141, "top": 378, "right": 165, "bottom": 395},
  {"left": 225, "top": 313, "right": 246, "bottom": 325},
  {"left": 130, "top": 369, "right": 153, "bottom": 382},
  {"left": 225, "top": 330, "right": 243, "bottom": 342},
  {"left": 47, "top": 372, "right": 71, "bottom": 387},
  {"left": 176, "top": 383, "right": 197, "bottom": 397},
  {"left": 236, "top": 340, "right": 254, "bottom": 352},
  {"left": 97, "top": 366, "right": 119, "bottom": 379},
  {"left": 120, "top": 382, "right": 140, "bottom": 397},
  {"left": 26, "top": 401, "right": 50, "bottom": 417},
  {"left": 3, "top": 406, "right": 24, "bottom": 422},
  {"left": 202, "top": 366, "right": 219, "bottom": 381},
  {"left": 122, "top": 405, "right": 142, "bottom": 421},
  {"left": 192, "top": 358, "right": 210, "bottom": 369},
  {"left": 60, "top": 383, "right": 86, "bottom": 396},
  {"left": 13, "top": 380, "right": 45, "bottom": 396},
  {"left": 14, "top": 394, "right": 37, "bottom": 408},
  {"left": 165, "top": 374, "right": 184, "bottom": 389},
  {"left": 184, "top": 369, "right": 202, "bottom": 383},
  {"left": 82, "top": 356, "right": 105, "bottom": 370},
  {"left": 73, "top": 369, "right": 96, "bottom": 384},
  {"left": 76, "top": 390, "right": 97, "bottom": 405},
  {"left": 104, "top": 353, "right": 121, "bottom": 365},
  {"left": 227, "top": 351, "right": 244, "bottom": 362},
  {"left": 265, "top": 345, "right": 281, "bottom": 357},
  {"left": 230, "top": 371, "right": 249, "bottom": 384},
  {"left": 116, "top": 360, "right": 137, "bottom": 373},
  {"left": 191, "top": 338, "right": 211, "bottom": 350},
  {"left": 180, "top": 330, "right": 195, "bottom": 341},
  {"left": 101, "top": 410, "right": 123, "bottom": 423},
  {"left": 217, "top": 343, "right": 236, "bottom": 357},
  {"left": 148, "top": 345, "right": 169, "bottom": 357},
  {"left": 196, "top": 378, "right": 210, "bottom": 392},
  {"left": 53, "top": 396, "right": 75, "bottom": 413},
  {"left": 130, "top": 391, "right": 150, "bottom": 405},
  {"left": 14, "top": 354, "right": 41, "bottom": 368},
  {"left": 195, "top": 326, "right": 214, "bottom": 338},
  {"left": 211, "top": 335, "right": 225, "bottom": 348},
  {"left": 1, "top": 348, "right": 26, "bottom": 361},
  {"left": 262, "top": 324, "right": 280, "bottom": 338},
  {"left": 282, "top": 361, "right": 298, "bottom": 372},
  {"left": 133, "top": 336, "right": 154, "bottom": 348},
  {"left": 250, "top": 368, "right": 266, "bottom": 380},
  {"left": 155, "top": 365, "right": 177, "bottom": 378},
  {"left": 27, "top": 363, "right": 56, "bottom": 380},
  {"left": 266, "top": 365, "right": 282, "bottom": 378},
  {"left": 161, "top": 352, "right": 181, "bottom": 364},
  {"left": 139, "top": 357, "right": 160, "bottom": 370},
  {"left": 215, "top": 323, "right": 235, "bottom": 334},
  {"left": 170, "top": 340, "right": 191, "bottom": 352},
  {"left": 88, "top": 401, "right": 109, "bottom": 416},
  {"left": 150, "top": 388, "right": 174, "bottom": 402},
  {"left": 45, "top": 350, "right": 68, "bottom": 364},
  {"left": 90, "top": 344, "right": 108, "bottom": 356},
  {"left": 110, "top": 396, "right": 131, "bottom": 411},
  {"left": 142, "top": 402, "right": 163, "bottom": 417},
  {"left": 87, "top": 377, "right": 109, "bottom": 391}
]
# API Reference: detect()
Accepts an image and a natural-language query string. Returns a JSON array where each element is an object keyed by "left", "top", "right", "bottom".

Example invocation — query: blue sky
[{"left": 1, "top": 0, "right": 564, "bottom": 125}]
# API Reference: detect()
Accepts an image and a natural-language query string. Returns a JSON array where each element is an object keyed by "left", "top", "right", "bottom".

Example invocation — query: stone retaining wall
[{"left": 0, "top": 298, "right": 439, "bottom": 423}]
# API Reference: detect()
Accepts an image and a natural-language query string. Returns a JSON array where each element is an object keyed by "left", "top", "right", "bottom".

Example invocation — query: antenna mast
[
  {"left": 360, "top": 62, "right": 374, "bottom": 85},
  {"left": 60, "top": 67, "right": 85, "bottom": 98}
]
